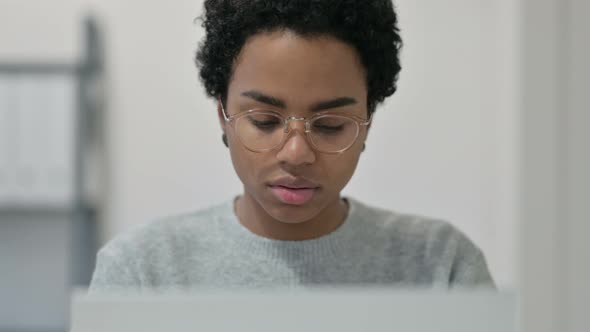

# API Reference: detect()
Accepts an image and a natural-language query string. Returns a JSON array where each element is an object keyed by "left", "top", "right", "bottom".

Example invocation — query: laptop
[{"left": 70, "top": 288, "right": 518, "bottom": 332}]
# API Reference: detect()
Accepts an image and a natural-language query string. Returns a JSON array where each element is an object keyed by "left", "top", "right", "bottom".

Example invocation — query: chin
[
  {"left": 262, "top": 195, "right": 323, "bottom": 225},
  {"left": 269, "top": 209, "right": 318, "bottom": 225}
]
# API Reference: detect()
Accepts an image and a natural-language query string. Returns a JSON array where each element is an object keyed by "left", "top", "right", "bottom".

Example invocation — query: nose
[{"left": 275, "top": 118, "right": 316, "bottom": 166}]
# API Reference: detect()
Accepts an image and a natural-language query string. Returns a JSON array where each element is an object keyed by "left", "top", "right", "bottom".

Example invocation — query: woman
[{"left": 89, "top": 0, "right": 494, "bottom": 291}]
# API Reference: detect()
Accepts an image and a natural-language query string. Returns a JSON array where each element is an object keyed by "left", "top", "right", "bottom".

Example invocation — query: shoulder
[
  {"left": 349, "top": 197, "right": 467, "bottom": 247},
  {"left": 347, "top": 198, "right": 495, "bottom": 287},
  {"left": 89, "top": 200, "right": 233, "bottom": 291},
  {"left": 98, "top": 200, "right": 230, "bottom": 260}
]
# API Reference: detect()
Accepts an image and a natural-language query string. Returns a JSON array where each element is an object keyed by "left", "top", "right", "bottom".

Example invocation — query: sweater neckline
[{"left": 216, "top": 196, "right": 361, "bottom": 257}]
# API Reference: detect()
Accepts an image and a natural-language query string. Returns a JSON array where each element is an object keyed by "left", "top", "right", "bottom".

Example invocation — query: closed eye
[
  {"left": 313, "top": 124, "right": 345, "bottom": 133},
  {"left": 249, "top": 118, "right": 281, "bottom": 129}
]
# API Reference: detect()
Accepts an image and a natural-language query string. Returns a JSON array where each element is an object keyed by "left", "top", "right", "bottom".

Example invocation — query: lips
[
  {"left": 267, "top": 177, "right": 319, "bottom": 205},
  {"left": 270, "top": 186, "right": 317, "bottom": 205}
]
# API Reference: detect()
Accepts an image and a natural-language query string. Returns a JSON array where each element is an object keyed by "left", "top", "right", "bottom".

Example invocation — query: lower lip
[{"left": 269, "top": 186, "right": 318, "bottom": 205}]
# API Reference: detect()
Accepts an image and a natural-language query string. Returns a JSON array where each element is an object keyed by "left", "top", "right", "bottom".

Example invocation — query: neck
[{"left": 234, "top": 193, "right": 348, "bottom": 241}]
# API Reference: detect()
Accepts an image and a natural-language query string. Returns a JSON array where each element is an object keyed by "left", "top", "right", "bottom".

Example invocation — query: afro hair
[{"left": 195, "top": 0, "right": 403, "bottom": 114}]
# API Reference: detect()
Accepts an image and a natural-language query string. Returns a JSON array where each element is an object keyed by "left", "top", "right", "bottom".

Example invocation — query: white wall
[
  {"left": 564, "top": 3, "right": 590, "bottom": 331},
  {"left": 520, "top": 0, "right": 590, "bottom": 331},
  {"left": 0, "top": 0, "right": 520, "bottom": 290}
]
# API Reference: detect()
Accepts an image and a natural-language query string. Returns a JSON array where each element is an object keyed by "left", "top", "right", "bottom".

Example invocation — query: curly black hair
[{"left": 195, "top": 0, "right": 402, "bottom": 114}]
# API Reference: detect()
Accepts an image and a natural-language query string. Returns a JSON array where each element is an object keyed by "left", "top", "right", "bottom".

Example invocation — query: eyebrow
[{"left": 241, "top": 90, "right": 357, "bottom": 112}]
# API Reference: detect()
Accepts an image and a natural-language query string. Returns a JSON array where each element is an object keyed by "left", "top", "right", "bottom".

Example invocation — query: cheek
[
  {"left": 228, "top": 143, "right": 264, "bottom": 187},
  {"left": 322, "top": 148, "right": 363, "bottom": 190}
]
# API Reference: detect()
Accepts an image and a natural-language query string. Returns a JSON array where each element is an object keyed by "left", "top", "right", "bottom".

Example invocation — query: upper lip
[{"left": 268, "top": 176, "right": 319, "bottom": 189}]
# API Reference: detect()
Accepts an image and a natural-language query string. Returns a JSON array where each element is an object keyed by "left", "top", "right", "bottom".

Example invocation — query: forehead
[{"left": 227, "top": 30, "right": 367, "bottom": 109}]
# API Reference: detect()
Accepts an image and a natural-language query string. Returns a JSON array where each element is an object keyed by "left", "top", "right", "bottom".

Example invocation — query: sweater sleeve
[
  {"left": 88, "top": 246, "right": 142, "bottom": 293},
  {"left": 448, "top": 230, "right": 496, "bottom": 289}
]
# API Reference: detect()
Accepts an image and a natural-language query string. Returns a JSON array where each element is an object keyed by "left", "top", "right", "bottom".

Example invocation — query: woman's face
[{"left": 220, "top": 30, "right": 369, "bottom": 225}]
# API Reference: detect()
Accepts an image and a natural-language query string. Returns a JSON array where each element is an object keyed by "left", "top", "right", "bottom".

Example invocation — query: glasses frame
[{"left": 220, "top": 99, "right": 372, "bottom": 154}]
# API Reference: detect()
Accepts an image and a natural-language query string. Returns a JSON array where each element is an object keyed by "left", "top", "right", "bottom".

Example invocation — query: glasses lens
[
  {"left": 235, "top": 112, "right": 361, "bottom": 153},
  {"left": 235, "top": 112, "right": 284, "bottom": 151},
  {"left": 309, "top": 115, "right": 359, "bottom": 152}
]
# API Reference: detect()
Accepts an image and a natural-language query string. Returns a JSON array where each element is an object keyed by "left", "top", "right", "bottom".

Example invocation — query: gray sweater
[{"left": 89, "top": 197, "right": 495, "bottom": 292}]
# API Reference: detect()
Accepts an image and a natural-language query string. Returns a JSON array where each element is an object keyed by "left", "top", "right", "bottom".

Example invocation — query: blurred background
[{"left": 0, "top": 0, "right": 587, "bottom": 331}]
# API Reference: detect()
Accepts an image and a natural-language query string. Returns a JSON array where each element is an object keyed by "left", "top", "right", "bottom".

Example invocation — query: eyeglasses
[{"left": 221, "top": 102, "right": 372, "bottom": 154}]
